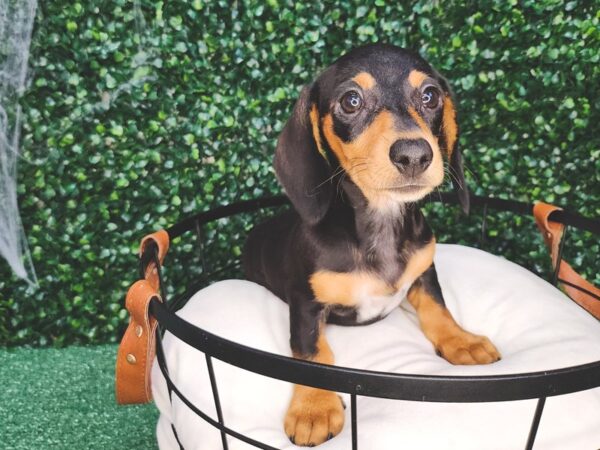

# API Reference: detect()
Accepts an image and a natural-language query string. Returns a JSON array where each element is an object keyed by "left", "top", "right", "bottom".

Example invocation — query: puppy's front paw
[
  {"left": 284, "top": 386, "right": 345, "bottom": 447},
  {"left": 437, "top": 331, "right": 500, "bottom": 365}
]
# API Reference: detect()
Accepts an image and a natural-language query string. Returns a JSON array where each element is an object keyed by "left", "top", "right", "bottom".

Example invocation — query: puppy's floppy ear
[
  {"left": 274, "top": 85, "right": 332, "bottom": 225},
  {"left": 439, "top": 84, "right": 470, "bottom": 215}
]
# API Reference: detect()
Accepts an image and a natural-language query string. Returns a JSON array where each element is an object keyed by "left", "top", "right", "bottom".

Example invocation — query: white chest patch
[{"left": 355, "top": 283, "right": 410, "bottom": 323}]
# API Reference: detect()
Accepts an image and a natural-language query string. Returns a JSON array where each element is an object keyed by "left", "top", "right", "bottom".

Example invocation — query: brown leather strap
[
  {"left": 140, "top": 229, "right": 170, "bottom": 262},
  {"left": 533, "top": 202, "right": 600, "bottom": 319},
  {"left": 140, "top": 229, "right": 170, "bottom": 292},
  {"left": 116, "top": 280, "right": 162, "bottom": 404},
  {"left": 116, "top": 229, "right": 170, "bottom": 405}
]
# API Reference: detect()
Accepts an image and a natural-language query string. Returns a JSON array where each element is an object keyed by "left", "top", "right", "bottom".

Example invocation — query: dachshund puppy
[{"left": 243, "top": 44, "right": 500, "bottom": 447}]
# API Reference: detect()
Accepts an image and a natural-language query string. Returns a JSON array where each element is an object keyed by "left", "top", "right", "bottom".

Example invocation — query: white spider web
[{"left": 0, "top": 0, "right": 38, "bottom": 287}]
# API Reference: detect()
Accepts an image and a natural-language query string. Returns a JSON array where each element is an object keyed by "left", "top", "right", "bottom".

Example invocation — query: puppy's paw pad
[{"left": 285, "top": 389, "right": 345, "bottom": 447}]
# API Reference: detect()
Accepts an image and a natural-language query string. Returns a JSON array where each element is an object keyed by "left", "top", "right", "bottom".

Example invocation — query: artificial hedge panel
[{"left": 1, "top": 0, "right": 598, "bottom": 345}]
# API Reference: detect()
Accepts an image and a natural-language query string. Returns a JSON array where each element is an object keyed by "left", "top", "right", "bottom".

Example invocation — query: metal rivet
[
  {"left": 126, "top": 354, "right": 137, "bottom": 364},
  {"left": 135, "top": 325, "right": 143, "bottom": 337}
]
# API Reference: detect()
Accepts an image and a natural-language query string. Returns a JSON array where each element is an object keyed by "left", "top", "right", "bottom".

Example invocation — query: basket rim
[
  {"left": 164, "top": 193, "right": 600, "bottom": 239},
  {"left": 152, "top": 298, "right": 600, "bottom": 402},
  {"left": 151, "top": 192, "right": 600, "bottom": 403}
]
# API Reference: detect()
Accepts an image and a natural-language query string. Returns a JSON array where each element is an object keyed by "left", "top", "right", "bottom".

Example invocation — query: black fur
[
  {"left": 273, "top": 85, "right": 333, "bottom": 226},
  {"left": 243, "top": 44, "right": 468, "bottom": 357}
]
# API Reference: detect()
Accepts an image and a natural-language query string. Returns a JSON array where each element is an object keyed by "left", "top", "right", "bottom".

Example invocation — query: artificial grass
[{"left": 0, "top": 344, "right": 158, "bottom": 449}]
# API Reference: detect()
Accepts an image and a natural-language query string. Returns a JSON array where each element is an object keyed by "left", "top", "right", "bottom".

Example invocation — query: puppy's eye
[
  {"left": 421, "top": 86, "right": 440, "bottom": 109},
  {"left": 340, "top": 91, "right": 363, "bottom": 113}
]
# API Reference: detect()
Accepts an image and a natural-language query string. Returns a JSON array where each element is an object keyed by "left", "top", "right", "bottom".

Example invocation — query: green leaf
[{"left": 110, "top": 125, "right": 124, "bottom": 137}]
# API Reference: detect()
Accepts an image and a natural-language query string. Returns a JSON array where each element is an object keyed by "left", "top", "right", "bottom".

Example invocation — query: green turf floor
[{"left": 0, "top": 345, "right": 159, "bottom": 449}]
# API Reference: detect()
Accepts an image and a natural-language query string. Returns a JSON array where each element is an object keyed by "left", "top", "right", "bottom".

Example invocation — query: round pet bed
[
  {"left": 114, "top": 194, "right": 600, "bottom": 450},
  {"left": 151, "top": 244, "right": 600, "bottom": 450}
]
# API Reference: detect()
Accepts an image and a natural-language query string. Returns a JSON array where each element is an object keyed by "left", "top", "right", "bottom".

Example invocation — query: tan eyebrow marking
[
  {"left": 352, "top": 72, "right": 376, "bottom": 90},
  {"left": 408, "top": 70, "right": 428, "bottom": 88}
]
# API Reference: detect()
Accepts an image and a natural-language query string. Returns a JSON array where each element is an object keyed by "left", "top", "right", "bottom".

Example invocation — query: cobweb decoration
[{"left": 0, "top": 0, "right": 38, "bottom": 287}]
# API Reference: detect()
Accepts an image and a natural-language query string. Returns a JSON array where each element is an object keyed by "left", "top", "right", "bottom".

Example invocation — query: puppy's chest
[
  {"left": 310, "top": 268, "right": 411, "bottom": 323},
  {"left": 353, "top": 274, "right": 412, "bottom": 323},
  {"left": 310, "top": 241, "right": 434, "bottom": 324}
]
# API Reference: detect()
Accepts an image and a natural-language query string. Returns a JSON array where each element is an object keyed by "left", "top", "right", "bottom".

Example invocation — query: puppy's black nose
[{"left": 389, "top": 138, "right": 433, "bottom": 177}]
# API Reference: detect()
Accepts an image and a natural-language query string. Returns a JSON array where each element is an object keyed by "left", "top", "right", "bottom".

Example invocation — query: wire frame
[{"left": 144, "top": 193, "right": 600, "bottom": 450}]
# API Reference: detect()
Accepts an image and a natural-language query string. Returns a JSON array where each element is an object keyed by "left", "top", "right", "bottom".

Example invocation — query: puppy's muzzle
[{"left": 389, "top": 138, "right": 433, "bottom": 177}]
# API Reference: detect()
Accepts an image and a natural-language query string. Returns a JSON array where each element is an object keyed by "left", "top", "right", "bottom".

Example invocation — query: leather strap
[
  {"left": 116, "top": 280, "right": 162, "bottom": 404},
  {"left": 116, "top": 229, "right": 170, "bottom": 404},
  {"left": 533, "top": 202, "right": 600, "bottom": 319},
  {"left": 140, "top": 229, "right": 170, "bottom": 291}
]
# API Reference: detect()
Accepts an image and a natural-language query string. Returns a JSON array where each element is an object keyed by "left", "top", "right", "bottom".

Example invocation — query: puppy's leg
[
  {"left": 285, "top": 300, "right": 344, "bottom": 446},
  {"left": 408, "top": 264, "right": 500, "bottom": 365}
]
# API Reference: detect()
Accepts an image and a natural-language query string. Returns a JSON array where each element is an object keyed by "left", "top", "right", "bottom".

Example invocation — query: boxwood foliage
[{"left": 1, "top": 0, "right": 598, "bottom": 346}]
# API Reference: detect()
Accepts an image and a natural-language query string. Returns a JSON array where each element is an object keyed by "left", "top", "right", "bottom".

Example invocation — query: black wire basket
[{"left": 135, "top": 193, "right": 600, "bottom": 450}]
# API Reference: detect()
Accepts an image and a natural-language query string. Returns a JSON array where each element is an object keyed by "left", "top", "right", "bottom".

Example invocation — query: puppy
[{"left": 243, "top": 44, "right": 500, "bottom": 447}]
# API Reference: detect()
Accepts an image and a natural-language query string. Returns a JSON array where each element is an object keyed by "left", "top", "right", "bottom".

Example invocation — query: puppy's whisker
[
  {"left": 336, "top": 170, "right": 349, "bottom": 198},
  {"left": 348, "top": 162, "right": 369, "bottom": 173},
  {"left": 349, "top": 156, "right": 369, "bottom": 161},
  {"left": 445, "top": 165, "right": 463, "bottom": 190},
  {"left": 310, "top": 165, "right": 345, "bottom": 192},
  {"left": 463, "top": 163, "right": 477, "bottom": 184},
  {"left": 434, "top": 186, "right": 444, "bottom": 205}
]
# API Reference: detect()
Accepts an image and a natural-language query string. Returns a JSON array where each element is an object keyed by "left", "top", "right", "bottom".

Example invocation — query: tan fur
[
  {"left": 408, "top": 69, "right": 428, "bottom": 88},
  {"left": 442, "top": 97, "right": 458, "bottom": 156},
  {"left": 352, "top": 71, "right": 376, "bottom": 90},
  {"left": 395, "top": 239, "right": 436, "bottom": 289},
  {"left": 310, "top": 239, "right": 436, "bottom": 306},
  {"left": 309, "top": 104, "right": 327, "bottom": 160},
  {"left": 407, "top": 285, "right": 501, "bottom": 364},
  {"left": 408, "top": 106, "right": 444, "bottom": 191},
  {"left": 310, "top": 270, "right": 393, "bottom": 306},
  {"left": 407, "top": 106, "right": 432, "bottom": 136},
  {"left": 286, "top": 333, "right": 345, "bottom": 446},
  {"left": 322, "top": 110, "right": 443, "bottom": 210}
]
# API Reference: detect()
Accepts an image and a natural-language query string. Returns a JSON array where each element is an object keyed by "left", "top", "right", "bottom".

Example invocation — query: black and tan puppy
[{"left": 243, "top": 44, "right": 500, "bottom": 446}]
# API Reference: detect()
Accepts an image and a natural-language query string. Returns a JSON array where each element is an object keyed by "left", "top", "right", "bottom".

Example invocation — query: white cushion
[{"left": 151, "top": 244, "right": 600, "bottom": 450}]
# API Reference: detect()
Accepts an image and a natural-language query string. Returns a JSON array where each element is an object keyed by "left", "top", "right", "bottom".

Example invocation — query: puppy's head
[{"left": 275, "top": 44, "right": 468, "bottom": 225}]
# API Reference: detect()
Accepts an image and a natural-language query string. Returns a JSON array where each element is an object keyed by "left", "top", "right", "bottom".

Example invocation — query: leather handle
[
  {"left": 140, "top": 229, "right": 170, "bottom": 292},
  {"left": 533, "top": 202, "right": 600, "bottom": 319},
  {"left": 115, "top": 229, "right": 170, "bottom": 404},
  {"left": 115, "top": 280, "right": 162, "bottom": 404}
]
